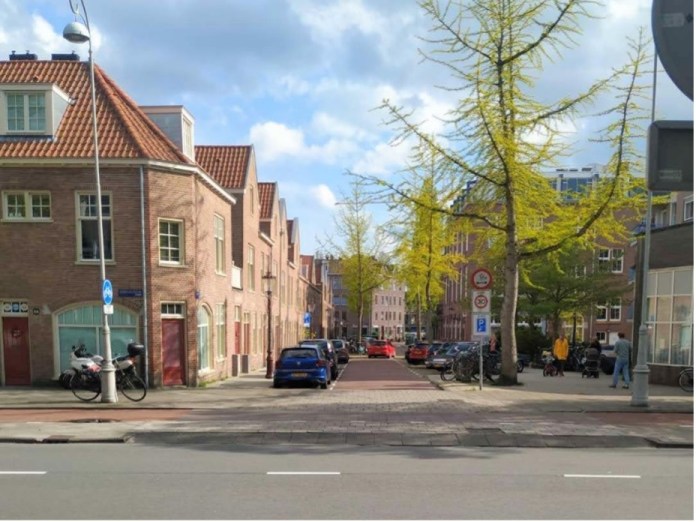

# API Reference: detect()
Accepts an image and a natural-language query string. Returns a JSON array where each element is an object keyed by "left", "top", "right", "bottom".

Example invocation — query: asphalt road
[
  {"left": 0, "top": 443, "right": 691, "bottom": 519},
  {"left": 335, "top": 356, "right": 435, "bottom": 390}
]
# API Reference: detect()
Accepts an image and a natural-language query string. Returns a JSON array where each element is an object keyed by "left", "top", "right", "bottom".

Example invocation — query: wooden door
[
  {"left": 2, "top": 317, "right": 30, "bottom": 385},
  {"left": 234, "top": 321, "right": 241, "bottom": 354},
  {"left": 162, "top": 319, "right": 185, "bottom": 386}
]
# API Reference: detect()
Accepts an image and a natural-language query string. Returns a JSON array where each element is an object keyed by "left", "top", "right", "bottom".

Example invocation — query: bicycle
[
  {"left": 678, "top": 367, "right": 693, "bottom": 393},
  {"left": 70, "top": 343, "right": 147, "bottom": 402}
]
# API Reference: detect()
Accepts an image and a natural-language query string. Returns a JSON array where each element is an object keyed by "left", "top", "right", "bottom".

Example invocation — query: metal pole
[
  {"left": 479, "top": 341, "right": 483, "bottom": 391},
  {"left": 80, "top": 3, "right": 116, "bottom": 403},
  {"left": 631, "top": 50, "right": 659, "bottom": 407},
  {"left": 265, "top": 278, "right": 273, "bottom": 379}
]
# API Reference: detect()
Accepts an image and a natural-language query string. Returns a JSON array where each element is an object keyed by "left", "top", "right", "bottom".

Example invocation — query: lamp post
[
  {"left": 262, "top": 271, "right": 275, "bottom": 379},
  {"left": 63, "top": 0, "right": 117, "bottom": 403}
]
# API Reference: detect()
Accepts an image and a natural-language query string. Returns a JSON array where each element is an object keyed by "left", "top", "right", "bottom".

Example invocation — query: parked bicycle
[
  {"left": 678, "top": 367, "right": 693, "bottom": 393},
  {"left": 70, "top": 342, "right": 147, "bottom": 402}
]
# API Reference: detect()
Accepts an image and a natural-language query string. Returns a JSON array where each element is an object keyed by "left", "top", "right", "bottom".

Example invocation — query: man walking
[
  {"left": 553, "top": 332, "right": 569, "bottom": 376},
  {"left": 610, "top": 332, "right": 631, "bottom": 389}
]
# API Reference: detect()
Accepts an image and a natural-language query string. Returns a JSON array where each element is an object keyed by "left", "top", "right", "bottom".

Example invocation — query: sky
[{"left": 1, "top": 0, "right": 692, "bottom": 254}]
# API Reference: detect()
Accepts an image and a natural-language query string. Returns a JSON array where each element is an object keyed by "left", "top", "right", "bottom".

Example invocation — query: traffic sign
[
  {"left": 102, "top": 279, "right": 113, "bottom": 305},
  {"left": 472, "top": 313, "right": 490, "bottom": 336},
  {"left": 472, "top": 290, "right": 491, "bottom": 313},
  {"left": 470, "top": 268, "right": 493, "bottom": 290},
  {"left": 303, "top": 312, "right": 311, "bottom": 328}
]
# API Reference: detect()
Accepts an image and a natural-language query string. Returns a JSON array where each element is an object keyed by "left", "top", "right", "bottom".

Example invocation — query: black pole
[{"left": 265, "top": 288, "right": 273, "bottom": 378}]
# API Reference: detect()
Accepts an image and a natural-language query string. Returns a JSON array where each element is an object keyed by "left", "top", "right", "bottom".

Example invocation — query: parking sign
[{"left": 472, "top": 313, "right": 490, "bottom": 336}]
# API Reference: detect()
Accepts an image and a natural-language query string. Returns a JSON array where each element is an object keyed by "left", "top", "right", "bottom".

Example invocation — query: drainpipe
[{"left": 139, "top": 166, "right": 149, "bottom": 388}]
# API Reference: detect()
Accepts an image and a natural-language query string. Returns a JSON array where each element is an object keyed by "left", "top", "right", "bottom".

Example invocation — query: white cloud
[
  {"left": 310, "top": 111, "right": 370, "bottom": 140},
  {"left": 351, "top": 139, "right": 411, "bottom": 176},
  {"left": 310, "top": 184, "right": 337, "bottom": 208},
  {"left": 290, "top": 0, "right": 386, "bottom": 42},
  {"left": 249, "top": 121, "right": 306, "bottom": 161}
]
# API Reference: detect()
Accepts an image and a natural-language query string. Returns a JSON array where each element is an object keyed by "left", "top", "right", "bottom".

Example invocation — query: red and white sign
[
  {"left": 470, "top": 268, "right": 493, "bottom": 290},
  {"left": 472, "top": 290, "right": 491, "bottom": 313}
]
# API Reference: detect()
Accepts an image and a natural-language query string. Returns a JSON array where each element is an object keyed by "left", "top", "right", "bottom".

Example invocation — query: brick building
[{"left": 0, "top": 55, "right": 315, "bottom": 387}]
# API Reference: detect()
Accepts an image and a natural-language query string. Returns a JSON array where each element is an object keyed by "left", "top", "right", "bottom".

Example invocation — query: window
[
  {"left": 214, "top": 214, "right": 225, "bottom": 274},
  {"left": 197, "top": 306, "right": 212, "bottom": 370},
  {"left": 77, "top": 193, "right": 112, "bottom": 261},
  {"left": 597, "top": 331, "right": 607, "bottom": 343},
  {"left": 7, "top": 92, "right": 46, "bottom": 132},
  {"left": 596, "top": 304, "right": 608, "bottom": 321},
  {"left": 247, "top": 245, "right": 256, "bottom": 291},
  {"left": 161, "top": 303, "right": 184, "bottom": 317},
  {"left": 215, "top": 303, "right": 226, "bottom": 359},
  {"left": 684, "top": 197, "right": 693, "bottom": 222},
  {"left": 609, "top": 300, "right": 622, "bottom": 321},
  {"left": 159, "top": 219, "right": 183, "bottom": 265},
  {"left": 2, "top": 191, "right": 51, "bottom": 221},
  {"left": 598, "top": 248, "right": 623, "bottom": 273}
]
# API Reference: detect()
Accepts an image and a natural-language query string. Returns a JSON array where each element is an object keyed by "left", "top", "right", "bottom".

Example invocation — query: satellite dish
[{"left": 652, "top": 0, "right": 693, "bottom": 100}]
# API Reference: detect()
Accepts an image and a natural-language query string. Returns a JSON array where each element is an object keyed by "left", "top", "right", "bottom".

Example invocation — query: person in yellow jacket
[{"left": 553, "top": 332, "right": 569, "bottom": 376}]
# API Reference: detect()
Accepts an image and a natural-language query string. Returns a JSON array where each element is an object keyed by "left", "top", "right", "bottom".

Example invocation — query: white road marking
[
  {"left": 0, "top": 471, "right": 47, "bottom": 475},
  {"left": 267, "top": 471, "right": 340, "bottom": 475},
  {"left": 564, "top": 474, "right": 640, "bottom": 479}
]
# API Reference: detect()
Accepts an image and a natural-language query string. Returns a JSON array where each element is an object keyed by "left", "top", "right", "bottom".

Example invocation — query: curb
[{"left": 0, "top": 431, "right": 679, "bottom": 449}]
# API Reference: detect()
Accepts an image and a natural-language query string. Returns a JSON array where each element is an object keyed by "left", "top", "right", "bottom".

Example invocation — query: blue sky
[{"left": 1, "top": 0, "right": 692, "bottom": 254}]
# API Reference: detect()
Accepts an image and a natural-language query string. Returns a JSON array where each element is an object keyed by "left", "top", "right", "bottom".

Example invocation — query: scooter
[{"left": 58, "top": 345, "right": 104, "bottom": 389}]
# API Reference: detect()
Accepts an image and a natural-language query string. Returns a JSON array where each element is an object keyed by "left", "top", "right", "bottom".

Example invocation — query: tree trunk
[{"left": 500, "top": 197, "right": 519, "bottom": 385}]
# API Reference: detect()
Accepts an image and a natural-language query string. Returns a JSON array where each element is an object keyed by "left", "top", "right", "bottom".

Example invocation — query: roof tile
[{"left": 195, "top": 145, "right": 251, "bottom": 189}]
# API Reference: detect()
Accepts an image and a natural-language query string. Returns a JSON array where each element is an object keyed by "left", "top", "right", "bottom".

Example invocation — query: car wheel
[
  {"left": 273, "top": 381, "right": 281, "bottom": 388},
  {"left": 516, "top": 361, "right": 524, "bottom": 373},
  {"left": 320, "top": 381, "right": 328, "bottom": 389}
]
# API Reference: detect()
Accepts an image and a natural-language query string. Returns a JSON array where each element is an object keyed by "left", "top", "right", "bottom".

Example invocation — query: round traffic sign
[
  {"left": 102, "top": 279, "right": 113, "bottom": 305},
  {"left": 474, "top": 294, "right": 489, "bottom": 309},
  {"left": 471, "top": 268, "right": 493, "bottom": 290}
]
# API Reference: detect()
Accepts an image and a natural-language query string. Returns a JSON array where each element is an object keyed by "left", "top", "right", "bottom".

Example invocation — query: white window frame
[
  {"left": 610, "top": 249, "right": 624, "bottom": 274},
  {"left": 215, "top": 303, "right": 226, "bottom": 360},
  {"left": 214, "top": 214, "right": 225, "bottom": 275},
  {"left": 596, "top": 304, "right": 608, "bottom": 321},
  {"left": 5, "top": 91, "right": 46, "bottom": 133},
  {"left": 158, "top": 218, "right": 184, "bottom": 266},
  {"left": 609, "top": 300, "right": 622, "bottom": 321},
  {"left": 76, "top": 192, "right": 113, "bottom": 262},
  {"left": 2, "top": 190, "right": 51, "bottom": 221},
  {"left": 161, "top": 302, "right": 185, "bottom": 318},
  {"left": 684, "top": 196, "right": 693, "bottom": 222},
  {"left": 197, "top": 306, "right": 213, "bottom": 371}
]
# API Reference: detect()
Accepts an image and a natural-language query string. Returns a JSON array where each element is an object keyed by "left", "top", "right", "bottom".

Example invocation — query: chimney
[
  {"left": 9, "top": 50, "right": 38, "bottom": 61},
  {"left": 51, "top": 52, "right": 80, "bottom": 61}
]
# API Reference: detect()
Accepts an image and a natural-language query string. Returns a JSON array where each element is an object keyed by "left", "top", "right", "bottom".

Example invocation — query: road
[{"left": 0, "top": 443, "right": 691, "bottom": 519}]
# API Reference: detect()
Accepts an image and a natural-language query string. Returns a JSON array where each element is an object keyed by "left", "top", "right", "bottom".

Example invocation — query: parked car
[
  {"left": 331, "top": 339, "right": 350, "bottom": 364},
  {"left": 431, "top": 342, "right": 478, "bottom": 370},
  {"left": 299, "top": 339, "right": 338, "bottom": 380},
  {"left": 273, "top": 346, "right": 330, "bottom": 389},
  {"left": 600, "top": 345, "right": 616, "bottom": 375},
  {"left": 367, "top": 339, "right": 396, "bottom": 358},
  {"left": 405, "top": 342, "right": 430, "bottom": 364}
]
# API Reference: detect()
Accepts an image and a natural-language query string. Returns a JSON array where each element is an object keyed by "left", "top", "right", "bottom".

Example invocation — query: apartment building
[
  {"left": 0, "top": 54, "right": 313, "bottom": 387},
  {"left": 438, "top": 165, "right": 640, "bottom": 344}
]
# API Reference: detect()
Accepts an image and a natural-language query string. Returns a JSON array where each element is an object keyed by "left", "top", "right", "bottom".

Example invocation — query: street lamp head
[{"left": 63, "top": 21, "right": 90, "bottom": 43}]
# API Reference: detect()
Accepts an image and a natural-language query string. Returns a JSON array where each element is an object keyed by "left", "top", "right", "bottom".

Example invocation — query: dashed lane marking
[
  {"left": 267, "top": 472, "right": 341, "bottom": 475},
  {"left": 0, "top": 471, "right": 47, "bottom": 475},
  {"left": 564, "top": 474, "right": 640, "bottom": 479}
]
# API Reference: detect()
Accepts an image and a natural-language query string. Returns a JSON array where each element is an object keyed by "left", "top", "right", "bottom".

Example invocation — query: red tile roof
[
  {"left": 0, "top": 60, "right": 191, "bottom": 164},
  {"left": 195, "top": 145, "right": 251, "bottom": 189},
  {"left": 258, "top": 182, "right": 276, "bottom": 219}
]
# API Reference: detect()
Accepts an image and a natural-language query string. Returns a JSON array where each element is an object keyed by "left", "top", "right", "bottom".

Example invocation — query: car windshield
[
  {"left": 433, "top": 348, "right": 449, "bottom": 357},
  {"left": 301, "top": 341, "right": 326, "bottom": 349},
  {"left": 281, "top": 348, "right": 318, "bottom": 359}
]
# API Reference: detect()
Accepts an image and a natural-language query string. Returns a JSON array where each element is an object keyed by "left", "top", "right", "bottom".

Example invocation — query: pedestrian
[
  {"left": 489, "top": 333, "right": 497, "bottom": 353},
  {"left": 553, "top": 332, "right": 569, "bottom": 376},
  {"left": 590, "top": 332, "right": 602, "bottom": 351},
  {"left": 610, "top": 332, "right": 632, "bottom": 389}
]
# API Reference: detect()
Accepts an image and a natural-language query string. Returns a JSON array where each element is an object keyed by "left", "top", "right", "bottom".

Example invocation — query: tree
[
  {"left": 357, "top": 0, "right": 651, "bottom": 384},
  {"left": 323, "top": 179, "right": 389, "bottom": 344},
  {"left": 389, "top": 140, "right": 462, "bottom": 342},
  {"left": 517, "top": 241, "right": 632, "bottom": 339}
]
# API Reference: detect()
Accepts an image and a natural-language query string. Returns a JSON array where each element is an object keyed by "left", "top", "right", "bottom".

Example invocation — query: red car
[
  {"left": 405, "top": 342, "right": 430, "bottom": 364},
  {"left": 367, "top": 339, "right": 396, "bottom": 358}
]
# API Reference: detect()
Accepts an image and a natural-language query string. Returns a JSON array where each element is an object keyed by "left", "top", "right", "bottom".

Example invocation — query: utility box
[{"left": 647, "top": 120, "right": 693, "bottom": 192}]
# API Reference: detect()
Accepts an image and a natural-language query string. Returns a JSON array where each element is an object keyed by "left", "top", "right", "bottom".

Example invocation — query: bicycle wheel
[
  {"left": 70, "top": 371, "right": 101, "bottom": 402},
  {"left": 118, "top": 371, "right": 147, "bottom": 402},
  {"left": 679, "top": 370, "right": 693, "bottom": 393},
  {"left": 441, "top": 364, "right": 456, "bottom": 381}
]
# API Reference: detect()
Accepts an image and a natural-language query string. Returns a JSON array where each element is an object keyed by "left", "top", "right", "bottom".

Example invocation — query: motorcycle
[{"left": 58, "top": 345, "right": 104, "bottom": 389}]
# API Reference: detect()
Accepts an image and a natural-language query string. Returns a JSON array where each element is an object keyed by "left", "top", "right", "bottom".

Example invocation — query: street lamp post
[
  {"left": 63, "top": 0, "right": 117, "bottom": 403},
  {"left": 262, "top": 271, "right": 275, "bottom": 379}
]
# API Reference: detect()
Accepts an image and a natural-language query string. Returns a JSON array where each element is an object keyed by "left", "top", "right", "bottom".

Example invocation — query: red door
[
  {"left": 162, "top": 319, "right": 185, "bottom": 386},
  {"left": 3, "top": 317, "right": 30, "bottom": 385},
  {"left": 234, "top": 321, "right": 241, "bottom": 354}
]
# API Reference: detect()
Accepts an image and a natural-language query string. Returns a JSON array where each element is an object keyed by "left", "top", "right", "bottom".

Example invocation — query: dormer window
[
  {"left": 7, "top": 92, "right": 46, "bottom": 132},
  {"left": 0, "top": 83, "right": 71, "bottom": 136}
]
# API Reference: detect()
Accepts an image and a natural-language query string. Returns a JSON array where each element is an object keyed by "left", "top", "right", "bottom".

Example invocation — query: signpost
[
  {"left": 471, "top": 268, "right": 493, "bottom": 390},
  {"left": 102, "top": 279, "right": 113, "bottom": 315}
]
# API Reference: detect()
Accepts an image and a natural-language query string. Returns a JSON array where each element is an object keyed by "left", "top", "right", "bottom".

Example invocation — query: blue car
[{"left": 273, "top": 346, "right": 330, "bottom": 389}]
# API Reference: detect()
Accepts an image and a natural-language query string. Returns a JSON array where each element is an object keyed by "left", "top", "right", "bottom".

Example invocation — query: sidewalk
[{"left": 0, "top": 364, "right": 692, "bottom": 448}]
